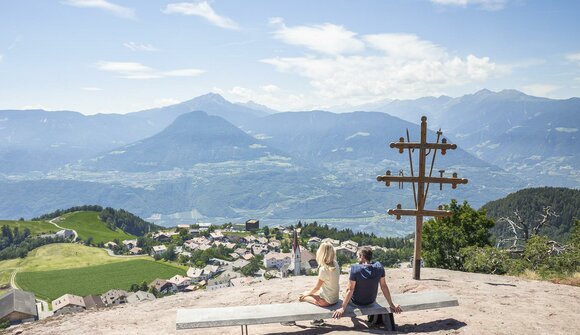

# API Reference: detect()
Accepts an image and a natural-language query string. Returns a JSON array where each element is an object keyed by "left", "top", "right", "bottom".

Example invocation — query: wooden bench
[{"left": 176, "top": 290, "right": 458, "bottom": 334}]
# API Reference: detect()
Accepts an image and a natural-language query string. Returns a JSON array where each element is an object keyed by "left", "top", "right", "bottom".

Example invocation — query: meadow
[
  {"left": 57, "top": 211, "right": 136, "bottom": 244},
  {"left": 0, "top": 219, "right": 56, "bottom": 236},
  {"left": 16, "top": 259, "right": 186, "bottom": 301}
]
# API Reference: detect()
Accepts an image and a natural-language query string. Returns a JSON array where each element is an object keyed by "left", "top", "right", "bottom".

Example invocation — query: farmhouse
[
  {"left": 168, "top": 275, "right": 192, "bottom": 291},
  {"left": 0, "top": 289, "right": 38, "bottom": 324},
  {"left": 101, "top": 289, "right": 128, "bottom": 306},
  {"left": 52, "top": 294, "right": 86, "bottom": 316},
  {"left": 122, "top": 239, "right": 138, "bottom": 249},
  {"left": 150, "top": 279, "right": 177, "bottom": 294},
  {"left": 83, "top": 295, "right": 106, "bottom": 309},
  {"left": 151, "top": 245, "right": 167, "bottom": 256},
  {"left": 187, "top": 265, "right": 220, "bottom": 283},
  {"left": 263, "top": 252, "right": 291, "bottom": 269}
]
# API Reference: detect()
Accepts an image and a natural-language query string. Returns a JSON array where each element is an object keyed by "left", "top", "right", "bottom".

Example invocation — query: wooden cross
[{"left": 376, "top": 116, "right": 468, "bottom": 280}]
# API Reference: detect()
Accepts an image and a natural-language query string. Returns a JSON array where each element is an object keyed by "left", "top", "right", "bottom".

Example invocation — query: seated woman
[{"left": 299, "top": 242, "right": 340, "bottom": 307}]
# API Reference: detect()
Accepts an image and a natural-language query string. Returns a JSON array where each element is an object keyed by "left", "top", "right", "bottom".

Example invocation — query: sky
[{"left": 0, "top": 0, "right": 579, "bottom": 115}]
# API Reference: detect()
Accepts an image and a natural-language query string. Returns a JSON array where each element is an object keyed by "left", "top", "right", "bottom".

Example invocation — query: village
[{"left": 1, "top": 219, "right": 384, "bottom": 325}]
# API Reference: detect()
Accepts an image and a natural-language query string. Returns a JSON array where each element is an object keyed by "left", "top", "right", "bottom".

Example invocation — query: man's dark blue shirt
[{"left": 349, "top": 262, "right": 385, "bottom": 306}]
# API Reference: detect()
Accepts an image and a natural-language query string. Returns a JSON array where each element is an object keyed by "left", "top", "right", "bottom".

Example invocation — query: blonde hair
[{"left": 316, "top": 242, "right": 336, "bottom": 269}]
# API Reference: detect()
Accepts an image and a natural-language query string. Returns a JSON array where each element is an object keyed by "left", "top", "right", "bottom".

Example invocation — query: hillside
[
  {"left": 5, "top": 268, "right": 579, "bottom": 334},
  {"left": 57, "top": 211, "right": 136, "bottom": 244},
  {"left": 481, "top": 187, "right": 580, "bottom": 242},
  {"left": 0, "top": 220, "right": 56, "bottom": 236}
]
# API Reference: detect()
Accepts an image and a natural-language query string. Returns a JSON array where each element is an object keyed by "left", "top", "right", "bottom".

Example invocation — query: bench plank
[{"left": 176, "top": 290, "right": 458, "bottom": 330}]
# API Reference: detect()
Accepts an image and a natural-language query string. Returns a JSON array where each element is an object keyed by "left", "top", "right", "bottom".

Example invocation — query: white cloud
[
  {"left": 123, "top": 42, "right": 159, "bottom": 52},
  {"left": 431, "top": 0, "right": 510, "bottom": 11},
  {"left": 82, "top": 87, "right": 104, "bottom": 91},
  {"left": 566, "top": 52, "right": 580, "bottom": 65},
  {"left": 262, "top": 53, "right": 498, "bottom": 104},
  {"left": 96, "top": 61, "right": 204, "bottom": 79},
  {"left": 364, "top": 34, "right": 446, "bottom": 60},
  {"left": 0, "top": 54, "right": 3, "bottom": 62},
  {"left": 271, "top": 20, "right": 364, "bottom": 55},
  {"left": 163, "top": 1, "right": 239, "bottom": 30},
  {"left": 521, "top": 84, "right": 560, "bottom": 97},
  {"left": 63, "top": 0, "right": 135, "bottom": 19},
  {"left": 261, "top": 84, "right": 280, "bottom": 93},
  {"left": 264, "top": 20, "right": 503, "bottom": 108},
  {"left": 555, "top": 127, "right": 578, "bottom": 133}
]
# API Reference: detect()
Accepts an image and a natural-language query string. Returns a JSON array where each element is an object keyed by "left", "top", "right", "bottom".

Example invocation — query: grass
[
  {"left": 16, "top": 260, "right": 186, "bottom": 301},
  {"left": 0, "top": 244, "right": 150, "bottom": 292},
  {"left": 15, "top": 243, "right": 140, "bottom": 272},
  {"left": 0, "top": 220, "right": 57, "bottom": 236},
  {"left": 57, "top": 211, "right": 136, "bottom": 244}
]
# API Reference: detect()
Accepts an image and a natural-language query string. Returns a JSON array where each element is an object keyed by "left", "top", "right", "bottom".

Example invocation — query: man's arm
[
  {"left": 379, "top": 277, "right": 402, "bottom": 314},
  {"left": 332, "top": 280, "right": 356, "bottom": 319}
]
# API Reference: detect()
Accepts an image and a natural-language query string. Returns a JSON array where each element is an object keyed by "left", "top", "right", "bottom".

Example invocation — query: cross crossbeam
[{"left": 377, "top": 116, "right": 467, "bottom": 280}]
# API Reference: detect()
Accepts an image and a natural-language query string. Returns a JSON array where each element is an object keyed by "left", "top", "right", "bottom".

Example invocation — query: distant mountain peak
[{"left": 191, "top": 92, "right": 229, "bottom": 104}]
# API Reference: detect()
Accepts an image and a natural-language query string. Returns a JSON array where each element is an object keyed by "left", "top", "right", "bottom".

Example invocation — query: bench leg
[
  {"left": 241, "top": 324, "right": 248, "bottom": 335},
  {"left": 383, "top": 313, "right": 395, "bottom": 331}
]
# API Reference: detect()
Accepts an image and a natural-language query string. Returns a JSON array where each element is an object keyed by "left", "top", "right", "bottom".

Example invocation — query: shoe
[
  {"left": 310, "top": 319, "right": 324, "bottom": 326},
  {"left": 280, "top": 321, "right": 296, "bottom": 326}
]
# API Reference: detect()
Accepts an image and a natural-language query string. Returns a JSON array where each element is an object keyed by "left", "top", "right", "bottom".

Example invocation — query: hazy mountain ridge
[
  {"left": 353, "top": 89, "right": 579, "bottom": 187},
  {"left": 0, "top": 90, "right": 576, "bottom": 234}
]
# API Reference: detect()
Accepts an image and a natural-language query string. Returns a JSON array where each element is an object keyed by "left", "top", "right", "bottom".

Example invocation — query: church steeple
[{"left": 291, "top": 229, "right": 301, "bottom": 276}]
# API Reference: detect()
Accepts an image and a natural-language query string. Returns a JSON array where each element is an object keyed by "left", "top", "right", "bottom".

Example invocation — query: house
[
  {"left": 245, "top": 219, "right": 259, "bottom": 231},
  {"left": 335, "top": 245, "right": 357, "bottom": 259},
  {"left": 0, "top": 289, "right": 38, "bottom": 324},
  {"left": 209, "top": 230, "right": 224, "bottom": 240},
  {"left": 52, "top": 294, "right": 86, "bottom": 315},
  {"left": 167, "top": 275, "right": 192, "bottom": 291},
  {"left": 152, "top": 233, "right": 171, "bottom": 242},
  {"left": 231, "top": 259, "right": 250, "bottom": 270},
  {"left": 183, "top": 240, "right": 199, "bottom": 250},
  {"left": 206, "top": 274, "right": 231, "bottom": 291},
  {"left": 129, "top": 247, "right": 142, "bottom": 255},
  {"left": 151, "top": 245, "right": 167, "bottom": 256},
  {"left": 263, "top": 252, "right": 291, "bottom": 269},
  {"left": 307, "top": 237, "right": 322, "bottom": 248},
  {"left": 256, "top": 237, "right": 268, "bottom": 245},
  {"left": 83, "top": 295, "right": 105, "bottom": 309},
  {"left": 55, "top": 229, "right": 75, "bottom": 239},
  {"left": 234, "top": 248, "right": 248, "bottom": 257},
  {"left": 198, "top": 244, "right": 212, "bottom": 251},
  {"left": 242, "top": 253, "right": 254, "bottom": 260},
  {"left": 321, "top": 238, "right": 340, "bottom": 247},
  {"left": 177, "top": 224, "right": 190, "bottom": 230},
  {"left": 149, "top": 279, "right": 177, "bottom": 294},
  {"left": 126, "top": 291, "right": 156, "bottom": 304},
  {"left": 104, "top": 241, "right": 118, "bottom": 248},
  {"left": 229, "top": 252, "right": 240, "bottom": 259},
  {"left": 101, "top": 289, "right": 128, "bottom": 306},
  {"left": 186, "top": 265, "right": 220, "bottom": 283},
  {"left": 122, "top": 239, "right": 138, "bottom": 250},
  {"left": 252, "top": 245, "right": 268, "bottom": 255},
  {"left": 267, "top": 240, "right": 281, "bottom": 250},
  {"left": 342, "top": 240, "right": 359, "bottom": 249}
]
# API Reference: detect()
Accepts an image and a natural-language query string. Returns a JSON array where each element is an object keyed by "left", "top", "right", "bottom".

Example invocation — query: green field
[
  {"left": 16, "top": 259, "right": 186, "bottom": 301},
  {"left": 0, "top": 220, "right": 57, "bottom": 236},
  {"left": 57, "top": 211, "right": 136, "bottom": 244}
]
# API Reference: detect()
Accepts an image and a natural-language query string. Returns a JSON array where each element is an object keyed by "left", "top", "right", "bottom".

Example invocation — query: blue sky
[{"left": 1, "top": 0, "right": 579, "bottom": 115}]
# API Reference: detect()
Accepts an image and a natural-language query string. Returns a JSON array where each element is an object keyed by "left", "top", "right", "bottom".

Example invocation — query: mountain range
[{"left": 0, "top": 89, "right": 577, "bottom": 236}]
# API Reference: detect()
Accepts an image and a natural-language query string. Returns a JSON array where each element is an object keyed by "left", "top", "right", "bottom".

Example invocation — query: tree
[
  {"left": 262, "top": 226, "right": 270, "bottom": 237},
  {"left": 241, "top": 257, "right": 261, "bottom": 276},
  {"left": 496, "top": 206, "right": 559, "bottom": 251},
  {"left": 422, "top": 200, "right": 495, "bottom": 270}
]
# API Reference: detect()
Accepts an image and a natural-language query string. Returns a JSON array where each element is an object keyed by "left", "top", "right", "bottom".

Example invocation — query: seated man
[{"left": 332, "top": 246, "right": 402, "bottom": 319}]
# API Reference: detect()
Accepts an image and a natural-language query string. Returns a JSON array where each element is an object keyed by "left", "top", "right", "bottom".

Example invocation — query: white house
[
  {"left": 151, "top": 245, "right": 167, "bottom": 256},
  {"left": 263, "top": 252, "right": 292, "bottom": 269}
]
